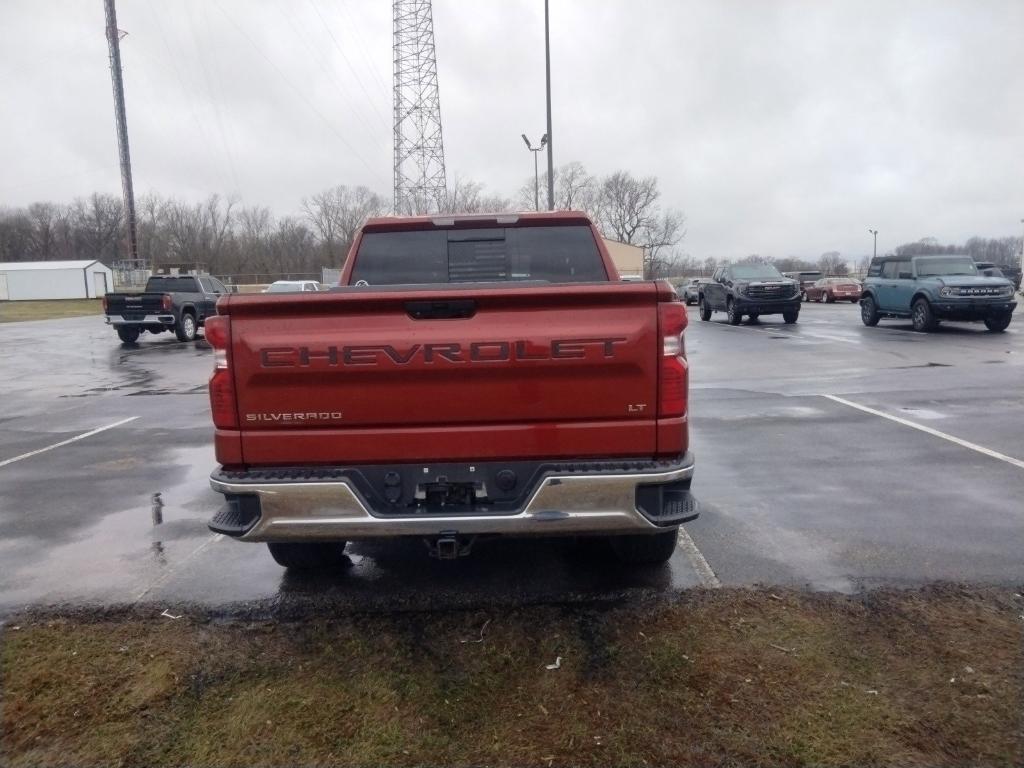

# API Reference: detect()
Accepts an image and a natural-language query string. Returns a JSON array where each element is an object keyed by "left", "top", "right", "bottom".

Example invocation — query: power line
[
  {"left": 147, "top": 3, "right": 235, "bottom": 193},
  {"left": 306, "top": 0, "right": 390, "bottom": 131},
  {"left": 190, "top": 2, "right": 242, "bottom": 191},
  {"left": 329, "top": 0, "right": 392, "bottom": 95},
  {"left": 212, "top": 0, "right": 387, "bottom": 187},
  {"left": 277, "top": 6, "right": 389, "bottom": 152}
]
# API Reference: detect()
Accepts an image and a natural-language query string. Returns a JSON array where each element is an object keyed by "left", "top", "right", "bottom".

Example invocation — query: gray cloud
[{"left": 1, "top": 0, "right": 1021, "bottom": 259}]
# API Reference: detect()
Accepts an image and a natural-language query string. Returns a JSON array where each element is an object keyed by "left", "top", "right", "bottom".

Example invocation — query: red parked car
[{"left": 805, "top": 277, "right": 861, "bottom": 303}]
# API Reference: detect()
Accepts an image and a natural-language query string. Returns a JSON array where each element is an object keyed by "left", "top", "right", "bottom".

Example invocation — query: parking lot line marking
[
  {"left": 823, "top": 394, "right": 1024, "bottom": 471},
  {"left": 676, "top": 526, "right": 721, "bottom": 588},
  {"left": 0, "top": 416, "right": 139, "bottom": 469},
  {"left": 133, "top": 533, "right": 224, "bottom": 602}
]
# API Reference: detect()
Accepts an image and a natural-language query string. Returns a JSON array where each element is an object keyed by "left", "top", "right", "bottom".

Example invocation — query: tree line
[
  {"left": 2, "top": 171, "right": 1018, "bottom": 282},
  {"left": 0, "top": 162, "right": 685, "bottom": 281}
]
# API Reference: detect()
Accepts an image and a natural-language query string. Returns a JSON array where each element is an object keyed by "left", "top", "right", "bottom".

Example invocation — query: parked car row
[{"left": 684, "top": 253, "right": 1016, "bottom": 333}]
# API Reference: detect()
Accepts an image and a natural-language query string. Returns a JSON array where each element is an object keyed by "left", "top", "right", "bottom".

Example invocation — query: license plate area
[{"left": 415, "top": 479, "right": 485, "bottom": 510}]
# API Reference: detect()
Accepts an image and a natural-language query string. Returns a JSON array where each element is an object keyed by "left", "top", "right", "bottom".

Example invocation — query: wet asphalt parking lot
[{"left": 1, "top": 301, "right": 1022, "bottom": 614}]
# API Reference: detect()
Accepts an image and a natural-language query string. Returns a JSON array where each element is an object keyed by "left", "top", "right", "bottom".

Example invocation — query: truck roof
[{"left": 362, "top": 210, "right": 591, "bottom": 233}]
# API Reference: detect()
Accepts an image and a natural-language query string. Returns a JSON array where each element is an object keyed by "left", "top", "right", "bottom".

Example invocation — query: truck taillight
[
  {"left": 205, "top": 316, "right": 237, "bottom": 429},
  {"left": 658, "top": 301, "right": 688, "bottom": 418},
  {"left": 162, "top": 294, "right": 173, "bottom": 311},
  {"left": 101, "top": 296, "right": 108, "bottom": 312}
]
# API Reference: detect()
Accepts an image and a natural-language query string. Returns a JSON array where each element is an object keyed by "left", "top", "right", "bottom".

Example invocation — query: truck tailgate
[
  {"left": 105, "top": 293, "right": 167, "bottom": 314},
  {"left": 223, "top": 282, "right": 661, "bottom": 464}
]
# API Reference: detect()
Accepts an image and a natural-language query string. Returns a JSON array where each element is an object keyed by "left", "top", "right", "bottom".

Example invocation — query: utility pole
[
  {"left": 544, "top": 0, "right": 554, "bottom": 210},
  {"left": 104, "top": 0, "right": 139, "bottom": 266},
  {"left": 521, "top": 134, "right": 547, "bottom": 211},
  {"left": 868, "top": 228, "right": 878, "bottom": 259}
]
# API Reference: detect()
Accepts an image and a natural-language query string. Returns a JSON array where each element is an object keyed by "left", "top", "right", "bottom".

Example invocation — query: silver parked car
[{"left": 263, "top": 280, "right": 323, "bottom": 293}]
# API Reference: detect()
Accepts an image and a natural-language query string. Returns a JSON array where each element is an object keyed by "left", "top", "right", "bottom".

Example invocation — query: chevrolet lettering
[{"left": 258, "top": 338, "right": 629, "bottom": 368}]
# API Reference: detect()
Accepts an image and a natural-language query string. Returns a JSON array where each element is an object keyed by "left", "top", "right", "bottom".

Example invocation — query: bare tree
[
  {"left": 303, "top": 185, "right": 387, "bottom": 266},
  {"left": 438, "top": 176, "right": 513, "bottom": 215},
  {"left": 520, "top": 161, "right": 598, "bottom": 212},
  {"left": 773, "top": 257, "right": 816, "bottom": 272},
  {"left": 0, "top": 208, "right": 33, "bottom": 262},
  {"left": 25, "top": 202, "right": 60, "bottom": 260},
  {"left": 818, "top": 251, "right": 849, "bottom": 275},
  {"left": 649, "top": 249, "right": 699, "bottom": 279},
  {"left": 69, "top": 193, "right": 123, "bottom": 262},
  {"left": 591, "top": 171, "right": 685, "bottom": 277}
]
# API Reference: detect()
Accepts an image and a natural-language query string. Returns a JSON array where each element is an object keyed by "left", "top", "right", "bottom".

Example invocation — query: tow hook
[{"left": 426, "top": 531, "right": 475, "bottom": 560}]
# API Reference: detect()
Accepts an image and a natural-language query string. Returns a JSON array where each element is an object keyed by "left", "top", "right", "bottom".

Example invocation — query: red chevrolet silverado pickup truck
[{"left": 204, "top": 211, "right": 696, "bottom": 569}]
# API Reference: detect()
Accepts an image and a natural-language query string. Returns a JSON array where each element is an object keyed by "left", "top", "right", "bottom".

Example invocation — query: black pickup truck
[{"left": 102, "top": 275, "right": 228, "bottom": 344}]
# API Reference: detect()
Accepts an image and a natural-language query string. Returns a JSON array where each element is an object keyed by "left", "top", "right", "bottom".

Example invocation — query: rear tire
[
  {"left": 698, "top": 297, "right": 711, "bottom": 321},
  {"left": 267, "top": 542, "right": 347, "bottom": 570},
  {"left": 911, "top": 298, "right": 937, "bottom": 332},
  {"left": 608, "top": 528, "right": 678, "bottom": 565},
  {"left": 861, "top": 295, "right": 880, "bottom": 326},
  {"left": 175, "top": 312, "right": 197, "bottom": 342},
  {"left": 727, "top": 299, "right": 742, "bottom": 325},
  {"left": 783, "top": 309, "right": 799, "bottom": 324},
  {"left": 984, "top": 313, "right": 1012, "bottom": 332},
  {"left": 116, "top": 327, "right": 140, "bottom": 344}
]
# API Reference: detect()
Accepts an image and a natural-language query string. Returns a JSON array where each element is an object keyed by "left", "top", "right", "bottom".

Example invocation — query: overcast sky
[{"left": 1, "top": 0, "right": 1022, "bottom": 259}]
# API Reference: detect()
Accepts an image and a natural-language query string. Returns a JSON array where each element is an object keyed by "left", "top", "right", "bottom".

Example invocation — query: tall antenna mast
[
  {"left": 104, "top": 0, "right": 139, "bottom": 263},
  {"left": 393, "top": 0, "right": 447, "bottom": 214}
]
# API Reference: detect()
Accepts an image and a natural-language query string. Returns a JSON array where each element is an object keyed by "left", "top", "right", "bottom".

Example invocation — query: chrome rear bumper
[
  {"left": 209, "top": 453, "right": 695, "bottom": 541},
  {"left": 105, "top": 314, "right": 175, "bottom": 326}
]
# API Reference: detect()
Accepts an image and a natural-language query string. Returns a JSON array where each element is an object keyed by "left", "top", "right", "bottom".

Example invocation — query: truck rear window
[
  {"left": 350, "top": 225, "right": 607, "bottom": 285},
  {"left": 145, "top": 277, "right": 197, "bottom": 292}
]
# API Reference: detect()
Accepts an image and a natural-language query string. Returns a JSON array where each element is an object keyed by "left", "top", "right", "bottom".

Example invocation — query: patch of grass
[
  {"left": 0, "top": 299, "right": 102, "bottom": 323},
  {"left": 2, "top": 587, "right": 1021, "bottom": 767}
]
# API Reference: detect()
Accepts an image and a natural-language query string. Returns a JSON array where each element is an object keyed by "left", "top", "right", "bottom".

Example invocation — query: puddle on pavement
[{"left": 0, "top": 444, "right": 219, "bottom": 610}]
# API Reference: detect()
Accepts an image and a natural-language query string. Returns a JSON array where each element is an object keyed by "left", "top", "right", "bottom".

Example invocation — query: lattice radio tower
[{"left": 393, "top": 0, "right": 447, "bottom": 214}]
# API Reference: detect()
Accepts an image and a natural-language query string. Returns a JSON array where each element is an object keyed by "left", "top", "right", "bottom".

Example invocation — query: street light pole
[
  {"left": 868, "top": 229, "right": 878, "bottom": 259},
  {"left": 544, "top": 0, "right": 554, "bottom": 210},
  {"left": 522, "top": 134, "right": 547, "bottom": 212},
  {"left": 1019, "top": 218, "right": 1023, "bottom": 272}
]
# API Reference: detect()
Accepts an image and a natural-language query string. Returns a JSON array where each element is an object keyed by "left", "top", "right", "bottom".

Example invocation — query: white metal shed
[{"left": 0, "top": 260, "right": 115, "bottom": 301}]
